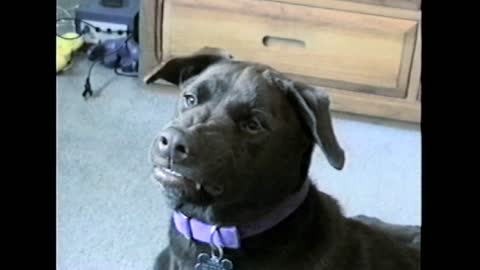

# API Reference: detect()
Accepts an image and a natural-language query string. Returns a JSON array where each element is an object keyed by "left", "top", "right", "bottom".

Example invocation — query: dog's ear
[
  {"left": 144, "top": 47, "right": 233, "bottom": 85},
  {"left": 264, "top": 70, "right": 345, "bottom": 170}
]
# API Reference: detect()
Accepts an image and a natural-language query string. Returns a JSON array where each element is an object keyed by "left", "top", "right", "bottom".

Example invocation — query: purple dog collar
[{"left": 173, "top": 180, "right": 311, "bottom": 249}]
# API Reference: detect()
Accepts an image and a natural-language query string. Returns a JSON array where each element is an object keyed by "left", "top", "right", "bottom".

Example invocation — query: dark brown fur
[{"left": 146, "top": 49, "right": 420, "bottom": 270}]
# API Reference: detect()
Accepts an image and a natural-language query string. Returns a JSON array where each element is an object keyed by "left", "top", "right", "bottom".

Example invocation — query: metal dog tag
[{"left": 195, "top": 253, "right": 233, "bottom": 270}]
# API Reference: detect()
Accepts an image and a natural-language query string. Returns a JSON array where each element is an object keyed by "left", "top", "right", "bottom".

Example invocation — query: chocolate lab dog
[{"left": 146, "top": 49, "right": 420, "bottom": 270}]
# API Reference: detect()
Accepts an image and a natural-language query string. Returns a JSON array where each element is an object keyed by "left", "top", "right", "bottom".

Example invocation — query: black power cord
[
  {"left": 57, "top": 16, "right": 138, "bottom": 99},
  {"left": 82, "top": 35, "right": 138, "bottom": 100},
  {"left": 82, "top": 61, "right": 99, "bottom": 99}
]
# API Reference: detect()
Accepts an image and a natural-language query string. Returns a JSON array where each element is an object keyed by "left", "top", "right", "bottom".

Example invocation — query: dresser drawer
[{"left": 162, "top": 0, "right": 418, "bottom": 98}]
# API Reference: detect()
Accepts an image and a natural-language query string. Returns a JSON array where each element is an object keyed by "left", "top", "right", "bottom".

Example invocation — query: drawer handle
[{"left": 262, "top": 36, "right": 306, "bottom": 49}]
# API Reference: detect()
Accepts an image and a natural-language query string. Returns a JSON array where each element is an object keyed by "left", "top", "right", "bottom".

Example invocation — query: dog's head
[{"left": 147, "top": 49, "right": 345, "bottom": 209}]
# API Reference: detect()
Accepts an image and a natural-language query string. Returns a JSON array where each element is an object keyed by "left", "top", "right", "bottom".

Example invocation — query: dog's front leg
[{"left": 154, "top": 247, "right": 179, "bottom": 270}]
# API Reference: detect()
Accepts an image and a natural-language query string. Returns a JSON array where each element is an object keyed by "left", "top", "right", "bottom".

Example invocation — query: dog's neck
[
  {"left": 174, "top": 179, "right": 309, "bottom": 226},
  {"left": 172, "top": 179, "right": 311, "bottom": 249},
  {"left": 174, "top": 146, "right": 314, "bottom": 225}
]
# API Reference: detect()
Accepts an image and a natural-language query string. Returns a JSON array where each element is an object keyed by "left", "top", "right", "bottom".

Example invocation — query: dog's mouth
[
  {"left": 152, "top": 166, "right": 202, "bottom": 190},
  {"left": 152, "top": 165, "right": 226, "bottom": 197}
]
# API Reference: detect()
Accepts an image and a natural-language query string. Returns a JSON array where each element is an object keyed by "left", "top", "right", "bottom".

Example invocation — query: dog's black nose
[{"left": 157, "top": 128, "right": 189, "bottom": 162}]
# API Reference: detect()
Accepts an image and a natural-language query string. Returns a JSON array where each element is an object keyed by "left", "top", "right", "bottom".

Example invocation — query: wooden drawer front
[
  {"left": 326, "top": 0, "right": 420, "bottom": 10},
  {"left": 163, "top": 0, "right": 418, "bottom": 98}
]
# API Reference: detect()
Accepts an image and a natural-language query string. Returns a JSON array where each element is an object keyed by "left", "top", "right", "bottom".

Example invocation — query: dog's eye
[
  {"left": 183, "top": 94, "right": 197, "bottom": 107},
  {"left": 241, "top": 118, "right": 263, "bottom": 133}
]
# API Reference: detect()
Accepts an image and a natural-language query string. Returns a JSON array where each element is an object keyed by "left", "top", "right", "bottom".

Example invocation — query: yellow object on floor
[{"left": 57, "top": 33, "right": 85, "bottom": 73}]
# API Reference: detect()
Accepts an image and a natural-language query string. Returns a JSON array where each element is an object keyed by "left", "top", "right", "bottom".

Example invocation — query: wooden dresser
[{"left": 140, "top": 0, "right": 422, "bottom": 123}]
